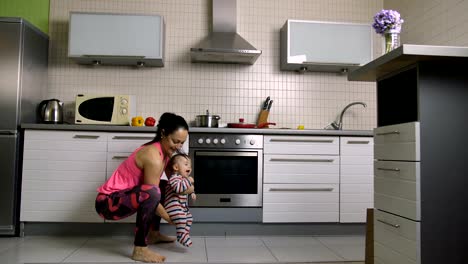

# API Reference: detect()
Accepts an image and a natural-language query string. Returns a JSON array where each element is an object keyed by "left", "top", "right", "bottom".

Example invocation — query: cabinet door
[
  {"left": 263, "top": 183, "right": 339, "bottom": 223},
  {"left": 340, "top": 137, "right": 374, "bottom": 223},
  {"left": 264, "top": 135, "right": 339, "bottom": 155},
  {"left": 21, "top": 130, "right": 107, "bottom": 222},
  {"left": 106, "top": 133, "right": 155, "bottom": 223}
]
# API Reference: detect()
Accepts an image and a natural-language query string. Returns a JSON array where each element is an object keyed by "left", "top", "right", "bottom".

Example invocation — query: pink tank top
[{"left": 97, "top": 142, "right": 167, "bottom": 194}]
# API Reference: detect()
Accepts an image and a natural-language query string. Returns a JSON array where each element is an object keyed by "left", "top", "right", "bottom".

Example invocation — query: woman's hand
[{"left": 156, "top": 204, "right": 174, "bottom": 224}]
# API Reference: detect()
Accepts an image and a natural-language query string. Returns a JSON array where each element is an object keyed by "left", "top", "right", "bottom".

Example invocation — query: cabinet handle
[
  {"left": 303, "top": 61, "right": 359, "bottom": 66},
  {"left": 375, "top": 130, "right": 400, "bottom": 136},
  {"left": 73, "top": 135, "right": 100, "bottom": 139},
  {"left": 377, "top": 219, "right": 400, "bottom": 228},
  {"left": 270, "top": 138, "right": 334, "bottom": 143},
  {"left": 347, "top": 140, "right": 370, "bottom": 144},
  {"left": 269, "top": 158, "right": 335, "bottom": 163},
  {"left": 112, "top": 156, "right": 129, "bottom": 160},
  {"left": 112, "top": 136, "right": 154, "bottom": 140},
  {"left": 377, "top": 167, "right": 400, "bottom": 172},
  {"left": 269, "top": 188, "right": 334, "bottom": 192}
]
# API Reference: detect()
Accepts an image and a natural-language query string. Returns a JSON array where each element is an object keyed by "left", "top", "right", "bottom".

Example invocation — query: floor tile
[
  {"left": 316, "top": 236, "right": 365, "bottom": 261},
  {"left": 151, "top": 237, "right": 207, "bottom": 263},
  {"left": 0, "top": 236, "right": 88, "bottom": 264},
  {"left": 207, "top": 246, "right": 277, "bottom": 263},
  {"left": 206, "top": 236, "right": 265, "bottom": 248},
  {"left": 267, "top": 244, "right": 344, "bottom": 262},
  {"left": 63, "top": 236, "right": 135, "bottom": 263},
  {"left": 0, "top": 237, "right": 25, "bottom": 254},
  {"left": 261, "top": 236, "right": 322, "bottom": 247}
]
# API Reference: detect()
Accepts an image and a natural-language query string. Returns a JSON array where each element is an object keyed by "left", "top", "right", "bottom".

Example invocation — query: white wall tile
[{"left": 48, "top": 0, "right": 382, "bottom": 130}]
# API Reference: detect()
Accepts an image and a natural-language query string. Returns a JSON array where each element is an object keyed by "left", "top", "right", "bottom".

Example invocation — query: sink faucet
[{"left": 325, "top": 102, "right": 367, "bottom": 130}]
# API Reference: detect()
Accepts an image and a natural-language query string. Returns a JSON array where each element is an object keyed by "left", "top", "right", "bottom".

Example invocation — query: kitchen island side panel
[{"left": 418, "top": 61, "right": 468, "bottom": 264}]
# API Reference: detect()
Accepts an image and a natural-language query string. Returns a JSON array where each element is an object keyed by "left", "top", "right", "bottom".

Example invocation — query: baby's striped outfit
[{"left": 164, "top": 173, "right": 193, "bottom": 247}]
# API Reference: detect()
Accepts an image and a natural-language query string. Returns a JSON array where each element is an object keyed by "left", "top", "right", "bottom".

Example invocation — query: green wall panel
[{"left": 0, "top": 0, "right": 50, "bottom": 34}]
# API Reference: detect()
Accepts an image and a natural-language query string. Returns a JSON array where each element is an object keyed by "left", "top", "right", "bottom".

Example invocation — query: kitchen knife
[
  {"left": 262, "top": 96, "right": 270, "bottom": 110},
  {"left": 267, "top": 100, "right": 273, "bottom": 111}
]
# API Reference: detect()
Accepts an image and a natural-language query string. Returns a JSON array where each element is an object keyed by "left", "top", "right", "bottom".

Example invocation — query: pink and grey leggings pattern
[{"left": 95, "top": 184, "right": 161, "bottom": 247}]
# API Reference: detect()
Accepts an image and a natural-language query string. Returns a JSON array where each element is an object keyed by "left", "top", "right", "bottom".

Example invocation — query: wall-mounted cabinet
[
  {"left": 280, "top": 20, "right": 372, "bottom": 73},
  {"left": 68, "top": 12, "right": 165, "bottom": 67}
]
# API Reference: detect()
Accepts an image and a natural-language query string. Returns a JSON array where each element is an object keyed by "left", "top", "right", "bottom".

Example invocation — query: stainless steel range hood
[{"left": 190, "top": 0, "right": 261, "bottom": 65}]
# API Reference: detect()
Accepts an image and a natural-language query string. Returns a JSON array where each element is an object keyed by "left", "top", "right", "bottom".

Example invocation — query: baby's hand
[
  {"left": 190, "top": 193, "right": 197, "bottom": 200},
  {"left": 188, "top": 176, "right": 195, "bottom": 184}
]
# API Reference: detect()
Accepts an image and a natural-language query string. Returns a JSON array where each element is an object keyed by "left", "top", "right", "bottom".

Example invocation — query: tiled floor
[{"left": 0, "top": 235, "right": 365, "bottom": 264}]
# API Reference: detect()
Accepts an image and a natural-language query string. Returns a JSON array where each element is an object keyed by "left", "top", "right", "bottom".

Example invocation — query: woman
[{"left": 95, "top": 112, "right": 189, "bottom": 263}]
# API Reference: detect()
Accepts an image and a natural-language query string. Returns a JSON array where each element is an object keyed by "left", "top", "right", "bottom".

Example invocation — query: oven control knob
[
  {"left": 250, "top": 139, "right": 256, "bottom": 145},
  {"left": 213, "top": 138, "right": 219, "bottom": 144},
  {"left": 235, "top": 139, "right": 241, "bottom": 145},
  {"left": 205, "top": 138, "right": 211, "bottom": 144},
  {"left": 197, "top": 138, "right": 204, "bottom": 144},
  {"left": 220, "top": 138, "right": 226, "bottom": 144}
]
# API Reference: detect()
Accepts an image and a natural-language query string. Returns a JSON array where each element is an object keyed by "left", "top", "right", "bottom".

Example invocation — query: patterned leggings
[{"left": 95, "top": 184, "right": 162, "bottom": 247}]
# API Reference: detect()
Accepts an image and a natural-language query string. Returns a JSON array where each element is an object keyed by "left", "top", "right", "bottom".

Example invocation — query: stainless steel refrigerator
[{"left": 0, "top": 17, "right": 48, "bottom": 236}]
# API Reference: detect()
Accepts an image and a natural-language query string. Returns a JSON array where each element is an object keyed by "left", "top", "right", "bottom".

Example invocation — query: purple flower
[{"left": 372, "top": 9, "right": 404, "bottom": 35}]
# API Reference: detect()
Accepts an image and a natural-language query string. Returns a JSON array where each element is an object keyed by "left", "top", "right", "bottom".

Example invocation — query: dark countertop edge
[
  {"left": 21, "top": 123, "right": 373, "bottom": 137},
  {"left": 348, "top": 44, "right": 468, "bottom": 82}
]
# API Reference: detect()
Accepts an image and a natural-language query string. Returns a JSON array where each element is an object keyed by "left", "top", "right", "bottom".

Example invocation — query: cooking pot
[
  {"left": 38, "top": 99, "right": 64, "bottom": 124},
  {"left": 196, "top": 110, "right": 221, "bottom": 127}
]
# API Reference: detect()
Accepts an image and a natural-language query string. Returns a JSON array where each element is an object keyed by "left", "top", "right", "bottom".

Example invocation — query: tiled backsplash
[{"left": 48, "top": 0, "right": 382, "bottom": 130}]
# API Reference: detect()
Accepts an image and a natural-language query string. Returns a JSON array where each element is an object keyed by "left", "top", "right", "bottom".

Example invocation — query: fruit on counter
[
  {"left": 145, "top": 117, "right": 156, "bottom": 126},
  {"left": 131, "top": 116, "right": 144, "bottom": 126}
]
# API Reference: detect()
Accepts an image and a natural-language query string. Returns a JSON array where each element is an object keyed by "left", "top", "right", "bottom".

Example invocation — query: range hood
[{"left": 190, "top": 0, "right": 261, "bottom": 65}]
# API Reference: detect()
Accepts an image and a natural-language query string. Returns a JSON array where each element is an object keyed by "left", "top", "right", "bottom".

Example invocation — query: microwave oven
[{"left": 75, "top": 94, "right": 136, "bottom": 125}]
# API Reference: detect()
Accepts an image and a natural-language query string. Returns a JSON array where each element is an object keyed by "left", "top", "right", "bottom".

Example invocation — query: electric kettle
[{"left": 38, "top": 99, "right": 64, "bottom": 124}]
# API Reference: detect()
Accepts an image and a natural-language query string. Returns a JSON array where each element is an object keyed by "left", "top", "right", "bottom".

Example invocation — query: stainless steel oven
[{"left": 189, "top": 133, "right": 263, "bottom": 207}]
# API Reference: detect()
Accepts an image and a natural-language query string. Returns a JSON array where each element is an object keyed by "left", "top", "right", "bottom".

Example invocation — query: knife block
[{"left": 257, "top": 110, "right": 270, "bottom": 128}]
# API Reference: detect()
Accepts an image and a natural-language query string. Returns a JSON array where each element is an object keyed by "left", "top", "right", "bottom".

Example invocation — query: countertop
[
  {"left": 348, "top": 44, "right": 468, "bottom": 81},
  {"left": 21, "top": 123, "right": 373, "bottom": 137}
]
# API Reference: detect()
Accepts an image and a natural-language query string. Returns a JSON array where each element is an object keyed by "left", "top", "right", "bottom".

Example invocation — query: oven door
[{"left": 189, "top": 149, "right": 263, "bottom": 207}]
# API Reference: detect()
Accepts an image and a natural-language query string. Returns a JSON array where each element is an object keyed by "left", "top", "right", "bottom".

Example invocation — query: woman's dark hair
[{"left": 144, "top": 112, "right": 189, "bottom": 146}]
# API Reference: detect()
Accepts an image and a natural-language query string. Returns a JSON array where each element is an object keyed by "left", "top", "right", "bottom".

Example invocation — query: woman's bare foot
[
  {"left": 147, "top": 230, "right": 176, "bottom": 244},
  {"left": 132, "top": 246, "right": 166, "bottom": 263}
]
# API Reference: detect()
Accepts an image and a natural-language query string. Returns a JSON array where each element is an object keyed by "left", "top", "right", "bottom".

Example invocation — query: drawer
[
  {"left": 107, "top": 133, "right": 155, "bottom": 152},
  {"left": 264, "top": 154, "right": 339, "bottom": 183},
  {"left": 263, "top": 183, "right": 339, "bottom": 222},
  {"left": 374, "top": 160, "right": 420, "bottom": 221},
  {"left": 374, "top": 210, "right": 420, "bottom": 264},
  {"left": 24, "top": 130, "right": 107, "bottom": 152},
  {"left": 374, "top": 122, "right": 420, "bottom": 161},
  {"left": 340, "top": 137, "right": 374, "bottom": 156},
  {"left": 264, "top": 136, "right": 339, "bottom": 155}
]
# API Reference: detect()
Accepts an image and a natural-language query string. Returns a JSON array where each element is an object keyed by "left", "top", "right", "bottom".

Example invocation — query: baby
[{"left": 164, "top": 153, "right": 196, "bottom": 247}]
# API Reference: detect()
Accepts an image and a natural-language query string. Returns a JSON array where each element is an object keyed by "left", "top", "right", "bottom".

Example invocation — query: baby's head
[{"left": 168, "top": 153, "right": 192, "bottom": 177}]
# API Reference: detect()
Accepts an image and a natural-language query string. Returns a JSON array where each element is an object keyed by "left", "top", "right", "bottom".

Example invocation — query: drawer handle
[
  {"left": 270, "top": 158, "right": 335, "bottom": 163},
  {"left": 73, "top": 135, "right": 100, "bottom": 139},
  {"left": 377, "top": 219, "right": 400, "bottom": 228},
  {"left": 269, "top": 188, "right": 334, "bottom": 192},
  {"left": 112, "top": 136, "right": 154, "bottom": 140},
  {"left": 377, "top": 167, "right": 400, "bottom": 172},
  {"left": 375, "top": 130, "right": 400, "bottom": 136},
  {"left": 347, "top": 140, "right": 370, "bottom": 144},
  {"left": 112, "top": 156, "right": 129, "bottom": 160},
  {"left": 270, "top": 139, "right": 334, "bottom": 143}
]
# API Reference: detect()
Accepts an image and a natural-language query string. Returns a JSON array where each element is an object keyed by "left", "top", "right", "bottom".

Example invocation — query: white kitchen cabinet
[
  {"left": 21, "top": 130, "right": 107, "bottom": 222},
  {"left": 68, "top": 12, "right": 165, "bottom": 67},
  {"left": 339, "top": 137, "right": 374, "bottom": 223},
  {"left": 280, "top": 19, "right": 372, "bottom": 73},
  {"left": 263, "top": 135, "right": 340, "bottom": 223}
]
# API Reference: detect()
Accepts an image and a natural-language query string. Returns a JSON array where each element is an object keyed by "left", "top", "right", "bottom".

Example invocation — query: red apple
[{"left": 145, "top": 117, "right": 156, "bottom": 126}]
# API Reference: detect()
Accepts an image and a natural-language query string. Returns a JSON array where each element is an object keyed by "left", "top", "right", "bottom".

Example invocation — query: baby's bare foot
[
  {"left": 147, "top": 231, "right": 176, "bottom": 244},
  {"left": 132, "top": 246, "right": 166, "bottom": 263}
]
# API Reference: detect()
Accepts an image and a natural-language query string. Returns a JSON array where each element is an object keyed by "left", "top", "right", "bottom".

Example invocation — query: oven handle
[
  {"left": 195, "top": 151, "right": 258, "bottom": 157},
  {"left": 269, "top": 188, "right": 334, "bottom": 192}
]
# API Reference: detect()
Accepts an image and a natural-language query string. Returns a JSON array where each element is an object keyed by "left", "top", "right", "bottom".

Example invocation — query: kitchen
[{"left": 1, "top": 0, "right": 468, "bottom": 263}]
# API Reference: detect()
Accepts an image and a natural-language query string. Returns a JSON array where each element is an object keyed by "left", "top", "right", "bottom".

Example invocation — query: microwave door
[{"left": 77, "top": 97, "right": 114, "bottom": 122}]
